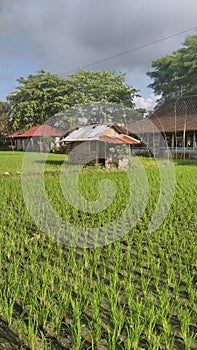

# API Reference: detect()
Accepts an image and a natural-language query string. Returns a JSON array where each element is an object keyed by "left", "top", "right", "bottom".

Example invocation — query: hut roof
[
  {"left": 60, "top": 124, "right": 141, "bottom": 145},
  {"left": 7, "top": 129, "right": 23, "bottom": 138},
  {"left": 7, "top": 124, "right": 63, "bottom": 138}
]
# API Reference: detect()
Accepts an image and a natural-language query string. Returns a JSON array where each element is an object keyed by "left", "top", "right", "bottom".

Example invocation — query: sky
[{"left": 0, "top": 0, "right": 197, "bottom": 111}]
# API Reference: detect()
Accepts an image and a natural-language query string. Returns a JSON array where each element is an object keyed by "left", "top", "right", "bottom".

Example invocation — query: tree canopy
[
  {"left": 64, "top": 69, "right": 137, "bottom": 107},
  {"left": 7, "top": 70, "right": 69, "bottom": 130},
  {"left": 7, "top": 69, "right": 138, "bottom": 130},
  {"left": 147, "top": 34, "right": 197, "bottom": 99},
  {"left": 0, "top": 101, "right": 11, "bottom": 140}
]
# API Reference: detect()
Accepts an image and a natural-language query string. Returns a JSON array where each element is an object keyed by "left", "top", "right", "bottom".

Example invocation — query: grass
[{"left": 0, "top": 151, "right": 196, "bottom": 349}]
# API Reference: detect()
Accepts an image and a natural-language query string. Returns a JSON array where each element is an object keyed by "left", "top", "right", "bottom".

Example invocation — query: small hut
[
  {"left": 60, "top": 124, "right": 142, "bottom": 167},
  {"left": 7, "top": 124, "right": 64, "bottom": 152}
]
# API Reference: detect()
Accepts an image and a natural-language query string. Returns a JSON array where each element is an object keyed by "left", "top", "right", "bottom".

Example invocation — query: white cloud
[{"left": 134, "top": 94, "right": 160, "bottom": 111}]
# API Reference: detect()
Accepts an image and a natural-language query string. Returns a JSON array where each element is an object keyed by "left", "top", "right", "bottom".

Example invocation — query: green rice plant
[
  {"left": 0, "top": 270, "right": 20, "bottom": 326},
  {"left": 140, "top": 268, "right": 151, "bottom": 297},
  {"left": 179, "top": 307, "right": 196, "bottom": 350},
  {"left": 158, "top": 287, "right": 175, "bottom": 321},
  {"left": 125, "top": 278, "right": 134, "bottom": 310},
  {"left": 112, "top": 241, "right": 123, "bottom": 270},
  {"left": 156, "top": 287, "right": 176, "bottom": 349},
  {"left": 185, "top": 270, "right": 196, "bottom": 307},
  {"left": 107, "top": 327, "right": 116, "bottom": 350},
  {"left": 21, "top": 309, "right": 38, "bottom": 350},
  {"left": 69, "top": 297, "right": 82, "bottom": 350},
  {"left": 48, "top": 300, "right": 65, "bottom": 335},
  {"left": 36, "top": 331, "right": 54, "bottom": 350},
  {"left": 150, "top": 259, "right": 160, "bottom": 292},
  {"left": 109, "top": 269, "right": 119, "bottom": 293},
  {"left": 144, "top": 302, "right": 157, "bottom": 342},
  {"left": 1, "top": 290, "right": 15, "bottom": 326},
  {"left": 0, "top": 153, "right": 197, "bottom": 349},
  {"left": 92, "top": 247, "right": 101, "bottom": 270},
  {"left": 124, "top": 298, "right": 144, "bottom": 350},
  {"left": 88, "top": 288, "right": 103, "bottom": 346},
  {"left": 169, "top": 273, "right": 181, "bottom": 302},
  {"left": 34, "top": 299, "right": 51, "bottom": 330},
  {"left": 124, "top": 322, "right": 144, "bottom": 350},
  {"left": 161, "top": 316, "right": 174, "bottom": 350},
  {"left": 110, "top": 303, "right": 125, "bottom": 343},
  {"left": 148, "top": 333, "right": 162, "bottom": 350}
]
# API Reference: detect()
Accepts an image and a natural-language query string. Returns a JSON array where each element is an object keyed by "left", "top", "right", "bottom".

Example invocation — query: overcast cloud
[{"left": 0, "top": 0, "right": 197, "bottom": 109}]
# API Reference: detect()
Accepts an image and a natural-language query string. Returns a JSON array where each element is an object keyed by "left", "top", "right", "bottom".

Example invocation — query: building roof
[
  {"left": 148, "top": 95, "right": 197, "bottom": 133},
  {"left": 128, "top": 119, "right": 156, "bottom": 134},
  {"left": 99, "top": 135, "right": 140, "bottom": 144},
  {"left": 60, "top": 124, "right": 141, "bottom": 145},
  {"left": 128, "top": 114, "right": 197, "bottom": 134},
  {"left": 150, "top": 95, "right": 197, "bottom": 118},
  {"left": 7, "top": 124, "right": 64, "bottom": 138},
  {"left": 127, "top": 95, "right": 197, "bottom": 135},
  {"left": 149, "top": 114, "right": 197, "bottom": 132},
  {"left": 62, "top": 124, "right": 110, "bottom": 141},
  {"left": 7, "top": 129, "right": 23, "bottom": 138}
]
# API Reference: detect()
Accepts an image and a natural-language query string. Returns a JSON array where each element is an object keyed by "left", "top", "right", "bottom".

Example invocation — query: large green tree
[
  {"left": 7, "top": 70, "right": 69, "bottom": 130},
  {"left": 7, "top": 69, "right": 138, "bottom": 130},
  {"left": 55, "top": 70, "right": 139, "bottom": 129},
  {"left": 64, "top": 69, "right": 137, "bottom": 107},
  {"left": 147, "top": 34, "right": 197, "bottom": 99},
  {"left": 0, "top": 101, "right": 11, "bottom": 140}
]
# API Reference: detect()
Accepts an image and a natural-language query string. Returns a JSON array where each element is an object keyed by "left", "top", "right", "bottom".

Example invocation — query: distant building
[
  {"left": 128, "top": 95, "right": 197, "bottom": 158},
  {"left": 7, "top": 124, "right": 63, "bottom": 152}
]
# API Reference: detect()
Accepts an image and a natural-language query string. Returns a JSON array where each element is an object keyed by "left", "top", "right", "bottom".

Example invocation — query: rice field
[{"left": 0, "top": 151, "right": 197, "bottom": 349}]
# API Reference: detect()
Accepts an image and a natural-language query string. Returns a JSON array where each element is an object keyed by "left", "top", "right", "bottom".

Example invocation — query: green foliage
[
  {"left": 7, "top": 69, "right": 139, "bottom": 131},
  {"left": 64, "top": 69, "right": 137, "bottom": 107},
  {"left": 147, "top": 34, "right": 197, "bottom": 99},
  {"left": 7, "top": 70, "right": 69, "bottom": 130},
  {"left": 0, "top": 101, "right": 11, "bottom": 139}
]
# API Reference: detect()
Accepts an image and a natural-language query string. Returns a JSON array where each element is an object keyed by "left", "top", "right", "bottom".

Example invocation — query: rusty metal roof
[
  {"left": 60, "top": 124, "right": 141, "bottom": 144},
  {"left": 99, "top": 135, "right": 140, "bottom": 144}
]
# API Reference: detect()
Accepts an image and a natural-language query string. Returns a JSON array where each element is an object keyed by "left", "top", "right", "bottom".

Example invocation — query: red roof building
[
  {"left": 8, "top": 124, "right": 63, "bottom": 138},
  {"left": 7, "top": 124, "right": 63, "bottom": 152}
]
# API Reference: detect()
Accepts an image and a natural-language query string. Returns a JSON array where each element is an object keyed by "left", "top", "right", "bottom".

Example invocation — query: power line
[
  {"left": 0, "top": 25, "right": 196, "bottom": 96},
  {"left": 64, "top": 26, "right": 197, "bottom": 75}
]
